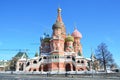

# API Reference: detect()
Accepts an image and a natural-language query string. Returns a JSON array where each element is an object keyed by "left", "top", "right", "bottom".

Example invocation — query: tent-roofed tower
[
  {"left": 56, "top": 8, "right": 66, "bottom": 39},
  {"left": 72, "top": 28, "right": 82, "bottom": 56},
  {"left": 49, "top": 7, "right": 66, "bottom": 72}
]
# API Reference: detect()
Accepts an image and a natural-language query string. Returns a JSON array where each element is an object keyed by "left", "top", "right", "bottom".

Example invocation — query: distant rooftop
[{"left": 14, "top": 52, "right": 29, "bottom": 59}]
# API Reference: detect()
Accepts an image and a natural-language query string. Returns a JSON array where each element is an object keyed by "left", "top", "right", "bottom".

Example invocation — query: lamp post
[
  {"left": 91, "top": 60, "right": 94, "bottom": 78},
  {"left": 91, "top": 49, "right": 95, "bottom": 78},
  {"left": 91, "top": 55, "right": 95, "bottom": 78}
]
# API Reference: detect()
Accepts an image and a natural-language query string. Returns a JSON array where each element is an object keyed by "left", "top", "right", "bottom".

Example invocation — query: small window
[
  {"left": 33, "top": 69, "right": 36, "bottom": 71},
  {"left": 26, "top": 62, "right": 30, "bottom": 66},
  {"left": 43, "top": 56, "right": 47, "bottom": 59},
  {"left": 67, "top": 56, "right": 71, "bottom": 59},
  {"left": 33, "top": 60, "right": 37, "bottom": 64},
  {"left": 72, "top": 56, "right": 75, "bottom": 61},
  {"left": 39, "top": 58, "right": 42, "bottom": 61},
  {"left": 77, "top": 60, "right": 80, "bottom": 63},
  {"left": 19, "top": 63, "right": 21, "bottom": 66},
  {"left": 81, "top": 60, "right": 84, "bottom": 64},
  {"left": 29, "top": 68, "right": 31, "bottom": 71},
  {"left": 55, "top": 56, "right": 57, "bottom": 59}
]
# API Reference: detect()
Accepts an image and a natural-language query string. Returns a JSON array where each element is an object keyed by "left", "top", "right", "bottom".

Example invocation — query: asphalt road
[{"left": 0, "top": 74, "right": 120, "bottom": 80}]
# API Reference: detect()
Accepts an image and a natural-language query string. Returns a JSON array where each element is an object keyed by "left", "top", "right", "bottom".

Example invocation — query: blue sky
[{"left": 0, "top": 0, "right": 120, "bottom": 66}]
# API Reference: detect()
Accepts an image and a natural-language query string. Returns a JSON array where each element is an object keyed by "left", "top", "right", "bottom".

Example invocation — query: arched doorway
[
  {"left": 65, "top": 63, "right": 71, "bottom": 71},
  {"left": 39, "top": 65, "right": 42, "bottom": 71},
  {"left": 33, "top": 69, "right": 36, "bottom": 71},
  {"left": 29, "top": 68, "right": 31, "bottom": 71},
  {"left": 43, "top": 64, "right": 48, "bottom": 72},
  {"left": 72, "top": 56, "right": 75, "bottom": 61},
  {"left": 73, "top": 64, "right": 76, "bottom": 71},
  {"left": 19, "top": 63, "right": 24, "bottom": 71},
  {"left": 78, "top": 68, "right": 84, "bottom": 71},
  {"left": 26, "top": 62, "right": 30, "bottom": 66}
]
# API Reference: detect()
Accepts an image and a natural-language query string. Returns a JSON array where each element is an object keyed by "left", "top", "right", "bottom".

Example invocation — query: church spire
[
  {"left": 57, "top": 8, "right": 63, "bottom": 23},
  {"left": 91, "top": 48, "right": 96, "bottom": 62}
]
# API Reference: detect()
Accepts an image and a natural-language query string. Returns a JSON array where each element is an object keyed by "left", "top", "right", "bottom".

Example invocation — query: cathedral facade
[{"left": 15, "top": 8, "right": 90, "bottom": 73}]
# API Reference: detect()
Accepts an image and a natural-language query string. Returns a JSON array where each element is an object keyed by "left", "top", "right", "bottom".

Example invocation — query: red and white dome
[{"left": 71, "top": 29, "right": 82, "bottom": 38}]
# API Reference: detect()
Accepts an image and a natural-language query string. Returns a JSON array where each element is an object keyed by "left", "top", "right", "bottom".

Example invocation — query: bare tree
[{"left": 95, "top": 43, "right": 114, "bottom": 72}]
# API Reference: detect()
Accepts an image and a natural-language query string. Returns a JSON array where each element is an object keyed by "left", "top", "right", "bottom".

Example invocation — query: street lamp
[
  {"left": 91, "top": 60, "right": 94, "bottom": 78},
  {"left": 91, "top": 49, "right": 95, "bottom": 78}
]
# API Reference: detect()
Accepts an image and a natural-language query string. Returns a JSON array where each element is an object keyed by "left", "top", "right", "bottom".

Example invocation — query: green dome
[
  {"left": 65, "top": 35, "right": 74, "bottom": 42},
  {"left": 52, "top": 21, "right": 62, "bottom": 30},
  {"left": 43, "top": 38, "right": 50, "bottom": 42}
]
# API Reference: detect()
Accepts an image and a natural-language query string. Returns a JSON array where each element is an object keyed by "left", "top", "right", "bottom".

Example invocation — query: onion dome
[
  {"left": 65, "top": 34, "right": 74, "bottom": 42},
  {"left": 52, "top": 21, "right": 62, "bottom": 30},
  {"left": 43, "top": 38, "right": 50, "bottom": 43},
  {"left": 52, "top": 8, "right": 63, "bottom": 30},
  {"left": 71, "top": 29, "right": 82, "bottom": 38}
]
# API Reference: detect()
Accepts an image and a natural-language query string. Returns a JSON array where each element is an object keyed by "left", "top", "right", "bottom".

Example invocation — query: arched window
[
  {"left": 87, "top": 62, "right": 90, "bottom": 66},
  {"left": 65, "top": 63, "right": 71, "bottom": 71},
  {"left": 19, "top": 63, "right": 24, "bottom": 71},
  {"left": 33, "top": 69, "right": 36, "bottom": 71},
  {"left": 43, "top": 56, "right": 47, "bottom": 59},
  {"left": 39, "top": 58, "right": 42, "bottom": 61},
  {"left": 67, "top": 56, "right": 71, "bottom": 59},
  {"left": 26, "top": 62, "right": 30, "bottom": 66},
  {"left": 39, "top": 65, "right": 42, "bottom": 71},
  {"left": 33, "top": 60, "right": 37, "bottom": 64},
  {"left": 80, "top": 68, "right": 84, "bottom": 71},
  {"left": 77, "top": 60, "right": 80, "bottom": 63},
  {"left": 81, "top": 60, "right": 84, "bottom": 64},
  {"left": 55, "top": 56, "right": 57, "bottom": 59},
  {"left": 29, "top": 68, "right": 31, "bottom": 71},
  {"left": 73, "top": 64, "right": 76, "bottom": 71},
  {"left": 19, "top": 63, "right": 21, "bottom": 66},
  {"left": 72, "top": 56, "right": 75, "bottom": 61},
  {"left": 43, "top": 64, "right": 48, "bottom": 72},
  {"left": 78, "top": 68, "right": 84, "bottom": 71}
]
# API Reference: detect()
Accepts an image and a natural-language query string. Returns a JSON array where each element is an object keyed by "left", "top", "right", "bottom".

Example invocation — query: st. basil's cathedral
[{"left": 13, "top": 8, "right": 98, "bottom": 73}]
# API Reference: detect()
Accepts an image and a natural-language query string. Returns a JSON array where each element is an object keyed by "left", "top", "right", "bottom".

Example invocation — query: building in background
[
  {"left": 9, "top": 51, "right": 28, "bottom": 71},
  {"left": 0, "top": 60, "right": 9, "bottom": 71}
]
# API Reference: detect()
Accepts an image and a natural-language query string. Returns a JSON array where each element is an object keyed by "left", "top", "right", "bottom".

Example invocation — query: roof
[
  {"left": 14, "top": 52, "right": 29, "bottom": 59},
  {"left": 52, "top": 8, "right": 63, "bottom": 30},
  {"left": 52, "top": 21, "right": 62, "bottom": 29},
  {"left": 65, "top": 34, "right": 74, "bottom": 42},
  {"left": 31, "top": 57, "right": 39, "bottom": 60},
  {"left": 76, "top": 56, "right": 84, "bottom": 59},
  {"left": 0, "top": 60, "right": 9, "bottom": 66},
  {"left": 85, "top": 58, "right": 91, "bottom": 61},
  {"left": 71, "top": 29, "right": 82, "bottom": 38},
  {"left": 43, "top": 38, "right": 51, "bottom": 42},
  {"left": 78, "top": 50, "right": 82, "bottom": 56}
]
